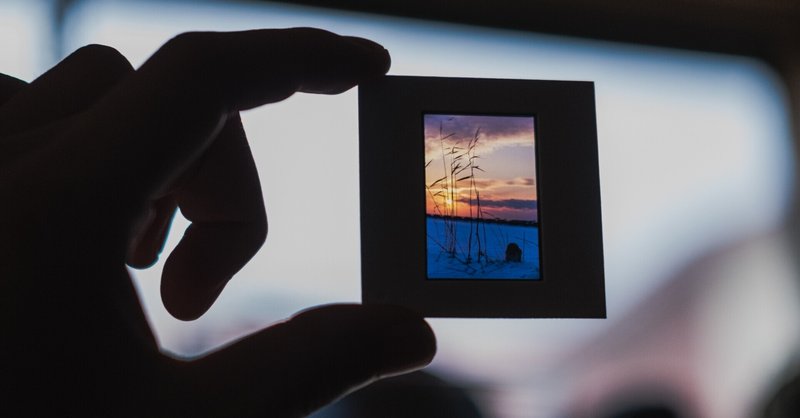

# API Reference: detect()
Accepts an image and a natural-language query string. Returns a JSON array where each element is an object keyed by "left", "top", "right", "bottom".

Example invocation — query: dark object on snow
[{"left": 505, "top": 243, "right": 522, "bottom": 262}]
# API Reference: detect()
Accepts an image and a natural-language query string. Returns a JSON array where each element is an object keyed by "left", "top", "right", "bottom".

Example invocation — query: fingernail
[
  {"left": 345, "top": 36, "right": 386, "bottom": 52},
  {"left": 344, "top": 37, "right": 391, "bottom": 75}
]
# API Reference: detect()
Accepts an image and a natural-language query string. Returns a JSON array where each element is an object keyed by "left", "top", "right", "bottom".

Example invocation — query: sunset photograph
[{"left": 425, "top": 114, "right": 540, "bottom": 280}]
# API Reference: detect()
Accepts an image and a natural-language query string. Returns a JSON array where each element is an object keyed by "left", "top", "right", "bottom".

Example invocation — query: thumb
[{"left": 169, "top": 304, "right": 436, "bottom": 417}]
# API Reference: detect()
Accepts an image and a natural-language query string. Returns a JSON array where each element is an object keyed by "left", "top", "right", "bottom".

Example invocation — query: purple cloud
[
  {"left": 423, "top": 114, "right": 535, "bottom": 159},
  {"left": 459, "top": 197, "right": 537, "bottom": 210}
]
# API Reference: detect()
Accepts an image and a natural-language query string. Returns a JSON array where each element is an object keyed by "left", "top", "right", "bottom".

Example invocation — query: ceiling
[{"left": 265, "top": 0, "right": 799, "bottom": 64}]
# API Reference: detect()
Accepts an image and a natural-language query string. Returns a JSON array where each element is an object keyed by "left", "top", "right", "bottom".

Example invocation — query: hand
[{"left": 0, "top": 28, "right": 435, "bottom": 417}]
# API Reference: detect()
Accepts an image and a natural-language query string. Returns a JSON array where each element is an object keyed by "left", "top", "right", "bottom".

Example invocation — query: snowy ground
[{"left": 426, "top": 216, "right": 540, "bottom": 280}]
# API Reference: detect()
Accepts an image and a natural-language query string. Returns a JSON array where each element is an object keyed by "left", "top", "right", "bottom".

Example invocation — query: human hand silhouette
[{"left": 0, "top": 28, "right": 435, "bottom": 417}]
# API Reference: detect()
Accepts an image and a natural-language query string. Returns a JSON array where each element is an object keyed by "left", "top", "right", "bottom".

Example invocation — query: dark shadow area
[
  {"left": 311, "top": 370, "right": 485, "bottom": 418},
  {"left": 761, "top": 371, "right": 800, "bottom": 418},
  {"left": 604, "top": 404, "right": 682, "bottom": 418}
]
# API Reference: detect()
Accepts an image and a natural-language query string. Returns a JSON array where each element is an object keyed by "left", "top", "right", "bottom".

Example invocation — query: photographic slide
[{"left": 425, "top": 114, "right": 540, "bottom": 280}]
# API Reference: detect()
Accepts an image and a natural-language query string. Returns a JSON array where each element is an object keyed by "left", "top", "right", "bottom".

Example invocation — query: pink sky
[{"left": 424, "top": 114, "right": 537, "bottom": 222}]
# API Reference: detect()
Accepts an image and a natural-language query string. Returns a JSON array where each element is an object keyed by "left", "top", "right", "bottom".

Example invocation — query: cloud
[
  {"left": 423, "top": 114, "right": 535, "bottom": 160},
  {"left": 458, "top": 197, "right": 537, "bottom": 210},
  {"left": 468, "top": 177, "right": 535, "bottom": 191},
  {"left": 425, "top": 114, "right": 534, "bottom": 139},
  {"left": 506, "top": 177, "right": 535, "bottom": 186}
]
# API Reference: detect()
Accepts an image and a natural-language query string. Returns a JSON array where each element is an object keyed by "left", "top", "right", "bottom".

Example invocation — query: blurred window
[{"left": 6, "top": 0, "right": 796, "bottom": 416}]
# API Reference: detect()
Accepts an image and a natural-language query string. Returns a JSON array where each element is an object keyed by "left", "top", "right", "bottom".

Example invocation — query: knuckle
[
  {"left": 166, "top": 31, "right": 208, "bottom": 47},
  {"left": 285, "top": 26, "right": 333, "bottom": 37},
  {"left": 158, "top": 32, "right": 220, "bottom": 78},
  {"left": 254, "top": 213, "right": 268, "bottom": 247},
  {"left": 162, "top": 31, "right": 214, "bottom": 59},
  {"left": 283, "top": 27, "right": 339, "bottom": 46},
  {"left": 71, "top": 44, "right": 133, "bottom": 75}
]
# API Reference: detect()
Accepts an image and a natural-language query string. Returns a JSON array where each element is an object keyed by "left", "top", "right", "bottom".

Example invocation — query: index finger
[
  {"left": 63, "top": 28, "right": 389, "bottom": 216},
  {"left": 0, "top": 73, "right": 26, "bottom": 107}
]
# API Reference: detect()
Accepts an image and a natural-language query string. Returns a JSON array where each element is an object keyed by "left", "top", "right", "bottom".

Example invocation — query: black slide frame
[{"left": 360, "top": 75, "right": 605, "bottom": 318}]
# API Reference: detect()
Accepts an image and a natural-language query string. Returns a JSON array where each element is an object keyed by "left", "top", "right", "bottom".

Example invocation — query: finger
[
  {"left": 65, "top": 28, "right": 390, "bottom": 213},
  {"left": 126, "top": 195, "right": 178, "bottom": 268},
  {"left": 0, "top": 44, "right": 133, "bottom": 137},
  {"left": 0, "top": 73, "right": 26, "bottom": 107},
  {"left": 160, "top": 114, "right": 266, "bottom": 320},
  {"left": 169, "top": 305, "right": 436, "bottom": 417}
]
